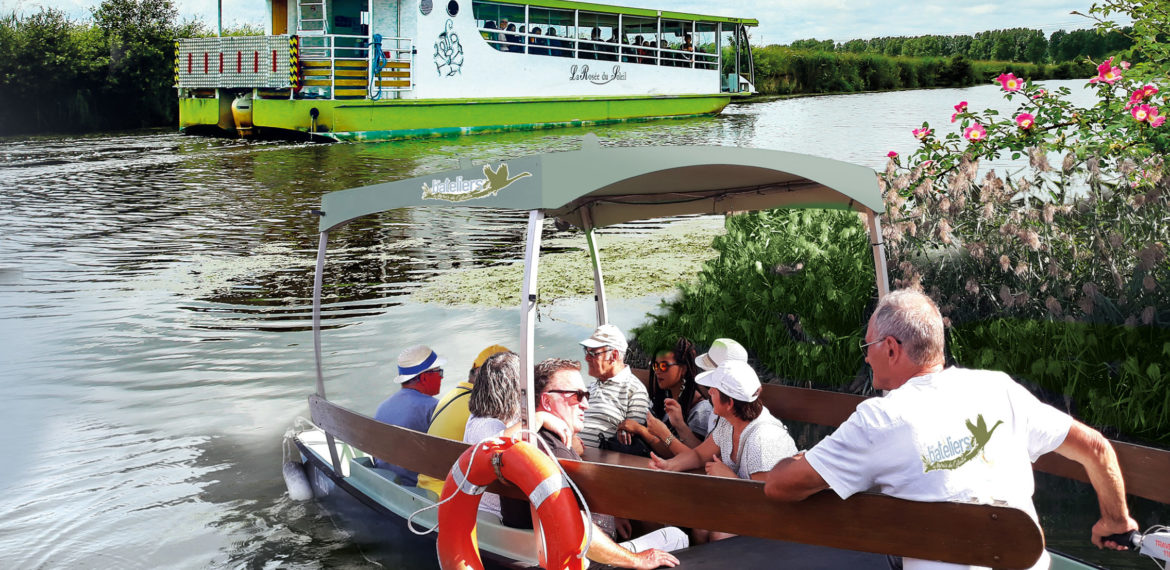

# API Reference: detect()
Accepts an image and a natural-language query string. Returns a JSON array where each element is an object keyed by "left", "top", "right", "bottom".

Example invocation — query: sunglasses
[
  {"left": 546, "top": 389, "right": 589, "bottom": 405},
  {"left": 584, "top": 347, "right": 610, "bottom": 359},
  {"left": 859, "top": 336, "right": 902, "bottom": 352},
  {"left": 651, "top": 361, "right": 679, "bottom": 372},
  {"left": 420, "top": 368, "right": 444, "bottom": 378}
]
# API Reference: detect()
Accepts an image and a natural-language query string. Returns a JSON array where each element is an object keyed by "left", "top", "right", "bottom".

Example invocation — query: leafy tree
[{"left": 92, "top": 0, "right": 181, "bottom": 128}]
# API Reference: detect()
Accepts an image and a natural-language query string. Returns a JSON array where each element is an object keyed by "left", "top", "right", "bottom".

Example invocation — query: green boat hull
[{"left": 179, "top": 92, "right": 731, "bottom": 141}]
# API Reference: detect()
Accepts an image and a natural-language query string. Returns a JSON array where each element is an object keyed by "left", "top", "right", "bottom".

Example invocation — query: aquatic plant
[{"left": 633, "top": 209, "right": 875, "bottom": 388}]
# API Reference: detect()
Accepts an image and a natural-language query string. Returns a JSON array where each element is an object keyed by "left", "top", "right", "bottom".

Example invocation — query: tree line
[
  {"left": 0, "top": 1, "right": 253, "bottom": 137},
  {"left": 785, "top": 27, "right": 1133, "bottom": 65},
  {"left": 0, "top": 1, "right": 1139, "bottom": 136}
]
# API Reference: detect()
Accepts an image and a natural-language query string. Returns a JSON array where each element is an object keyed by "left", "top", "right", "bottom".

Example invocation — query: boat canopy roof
[
  {"left": 317, "top": 137, "right": 882, "bottom": 233},
  {"left": 481, "top": 0, "right": 758, "bottom": 26}
]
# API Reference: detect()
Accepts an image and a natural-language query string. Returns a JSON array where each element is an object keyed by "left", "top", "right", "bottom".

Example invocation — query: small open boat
[{"left": 290, "top": 137, "right": 1170, "bottom": 568}]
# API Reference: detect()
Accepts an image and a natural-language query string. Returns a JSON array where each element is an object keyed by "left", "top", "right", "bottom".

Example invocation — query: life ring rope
[{"left": 405, "top": 431, "right": 595, "bottom": 563}]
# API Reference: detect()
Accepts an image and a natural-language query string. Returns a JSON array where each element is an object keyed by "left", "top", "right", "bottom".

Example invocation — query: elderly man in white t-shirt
[{"left": 763, "top": 289, "right": 1138, "bottom": 570}]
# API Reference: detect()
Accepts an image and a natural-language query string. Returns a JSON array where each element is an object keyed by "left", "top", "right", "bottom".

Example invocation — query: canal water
[{"left": 0, "top": 81, "right": 1161, "bottom": 568}]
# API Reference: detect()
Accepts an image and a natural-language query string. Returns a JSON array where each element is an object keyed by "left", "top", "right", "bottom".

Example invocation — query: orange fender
[{"left": 437, "top": 437, "right": 588, "bottom": 570}]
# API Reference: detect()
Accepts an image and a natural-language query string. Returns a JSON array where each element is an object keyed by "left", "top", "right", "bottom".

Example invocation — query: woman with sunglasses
[{"left": 618, "top": 338, "right": 712, "bottom": 458}]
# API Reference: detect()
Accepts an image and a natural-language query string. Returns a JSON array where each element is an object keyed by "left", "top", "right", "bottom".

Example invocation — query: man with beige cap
[
  {"left": 372, "top": 344, "right": 445, "bottom": 485},
  {"left": 579, "top": 324, "right": 652, "bottom": 449}
]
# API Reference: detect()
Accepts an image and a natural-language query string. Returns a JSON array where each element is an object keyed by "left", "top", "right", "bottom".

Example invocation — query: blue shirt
[{"left": 372, "top": 386, "right": 438, "bottom": 485}]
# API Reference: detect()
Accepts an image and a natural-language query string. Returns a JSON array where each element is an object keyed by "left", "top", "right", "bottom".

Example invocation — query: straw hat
[{"left": 395, "top": 345, "right": 447, "bottom": 383}]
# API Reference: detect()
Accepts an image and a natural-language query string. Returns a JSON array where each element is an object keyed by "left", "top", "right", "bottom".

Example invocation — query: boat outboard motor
[
  {"left": 1103, "top": 527, "right": 1170, "bottom": 569},
  {"left": 282, "top": 429, "right": 314, "bottom": 501}
]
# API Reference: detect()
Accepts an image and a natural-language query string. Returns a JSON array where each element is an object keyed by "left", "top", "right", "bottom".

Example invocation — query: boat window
[
  {"left": 620, "top": 16, "right": 656, "bottom": 65},
  {"left": 527, "top": 7, "right": 575, "bottom": 57},
  {"left": 695, "top": 22, "right": 718, "bottom": 70},
  {"left": 577, "top": 11, "right": 620, "bottom": 61},
  {"left": 447, "top": 0, "right": 459, "bottom": 17},
  {"left": 473, "top": 1, "right": 525, "bottom": 52},
  {"left": 659, "top": 20, "right": 695, "bottom": 68}
]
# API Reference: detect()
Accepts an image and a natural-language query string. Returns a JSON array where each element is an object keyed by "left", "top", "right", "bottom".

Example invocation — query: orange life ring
[{"left": 437, "top": 437, "right": 588, "bottom": 570}]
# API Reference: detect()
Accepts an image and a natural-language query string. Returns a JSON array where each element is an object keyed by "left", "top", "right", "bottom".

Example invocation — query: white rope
[
  {"left": 406, "top": 437, "right": 498, "bottom": 536},
  {"left": 525, "top": 430, "right": 594, "bottom": 560},
  {"left": 404, "top": 431, "right": 596, "bottom": 562}
]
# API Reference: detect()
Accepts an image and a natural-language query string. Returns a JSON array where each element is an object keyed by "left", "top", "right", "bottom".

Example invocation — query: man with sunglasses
[
  {"left": 372, "top": 344, "right": 445, "bottom": 485},
  {"left": 498, "top": 358, "right": 683, "bottom": 569},
  {"left": 579, "top": 324, "right": 652, "bottom": 450},
  {"left": 763, "top": 289, "right": 1137, "bottom": 569}
]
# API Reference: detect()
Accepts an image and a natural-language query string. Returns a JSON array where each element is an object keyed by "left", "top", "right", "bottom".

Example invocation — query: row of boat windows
[
  {"left": 477, "top": 25, "right": 718, "bottom": 69},
  {"left": 470, "top": 1, "right": 726, "bottom": 69}
]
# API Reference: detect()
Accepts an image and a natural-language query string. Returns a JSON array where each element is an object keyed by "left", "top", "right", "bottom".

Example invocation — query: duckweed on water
[{"left": 413, "top": 218, "right": 724, "bottom": 307}]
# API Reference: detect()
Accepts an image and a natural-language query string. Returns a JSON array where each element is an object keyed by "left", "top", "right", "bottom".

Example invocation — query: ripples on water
[{"left": 0, "top": 81, "right": 1153, "bottom": 568}]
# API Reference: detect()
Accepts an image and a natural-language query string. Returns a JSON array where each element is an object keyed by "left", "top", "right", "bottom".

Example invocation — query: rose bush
[{"left": 879, "top": 0, "right": 1170, "bottom": 439}]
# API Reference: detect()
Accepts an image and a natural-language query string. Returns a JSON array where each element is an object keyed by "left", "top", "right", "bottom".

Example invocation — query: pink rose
[
  {"left": 996, "top": 73, "right": 1023, "bottom": 91},
  {"left": 963, "top": 123, "right": 987, "bottom": 141},
  {"left": 887, "top": 151, "right": 898, "bottom": 158},
  {"left": 912, "top": 127, "right": 932, "bottom": 140},
  {"left": 1015, "top": 113, "right": 1035, "bottom": 129}
]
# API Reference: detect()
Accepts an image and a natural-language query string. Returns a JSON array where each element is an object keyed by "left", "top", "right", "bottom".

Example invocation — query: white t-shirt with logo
[{"left": 804, "top": 367, "right": 1072, "bottom": 570}]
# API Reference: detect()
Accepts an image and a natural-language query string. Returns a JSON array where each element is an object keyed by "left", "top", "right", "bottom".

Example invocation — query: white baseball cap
[
  {"left": 695, "top": 338, "right": 748, "bottom": 370},
  {"left": 579, "top": 323, "right": 628, "bottom": 353},
  {"left": 695, "top": 360, "right": 761, "bottom": 402}
]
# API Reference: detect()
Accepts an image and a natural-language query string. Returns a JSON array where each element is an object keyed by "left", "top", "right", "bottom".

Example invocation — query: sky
[{"left": 3, "top": 0, "right": 1103, "bottom": 46}]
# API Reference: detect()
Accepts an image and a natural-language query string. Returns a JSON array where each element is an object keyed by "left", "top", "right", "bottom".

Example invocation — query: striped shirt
[{"left": 580, "top": 366, "right": 651, "bottom": 448}]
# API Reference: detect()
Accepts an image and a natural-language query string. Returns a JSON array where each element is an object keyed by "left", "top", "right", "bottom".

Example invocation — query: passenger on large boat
[
  {"left": 763, "top": 288, "right": 1140, "bottom": 569},
  {"left": 462, "top": 351, "right": 572, "bottom": 519},
  {"left": 503, "top": 22, "right": 519, "bottom": 52},
  {"left": 584, "top": 27, "right": 602, "bottom": 59},
  {"left": 579, "top": 324, "right": 652, "bottom": 451},
  {"left": 372, "top": 344, "right": 445, "bottom": 485},
  {"left": 546, "top": 28, "right": 568, "bottom": 57},
  {"left": 650, "top": 359, "right": 798, "bottom": 542},
  {"left": 499, "top": 358, "right": 684, "bottom": 569},
  {"left": 529, "top": 27, "right": 545, "bottom": 56},
  {"left": 415, "top": 344, "right": 509, "bottom": 497},
  {"left": 617, "top": 337, "right": 712, "bottom": 458}
]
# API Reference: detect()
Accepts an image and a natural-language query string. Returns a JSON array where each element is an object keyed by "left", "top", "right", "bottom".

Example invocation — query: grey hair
[
  {"left": 468, "top": 351, "right": 521, "bottom": 421},
  {"left": 870, "top": 289, "right": 945, "bottom": 366}
]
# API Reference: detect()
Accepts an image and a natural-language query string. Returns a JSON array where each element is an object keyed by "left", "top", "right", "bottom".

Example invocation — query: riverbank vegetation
[
  {"left": 0, "top": 1, "right": 249, "bottom": 136},
  {"left": 641, "top": 0, "right": 1170, "bottom": 445}
]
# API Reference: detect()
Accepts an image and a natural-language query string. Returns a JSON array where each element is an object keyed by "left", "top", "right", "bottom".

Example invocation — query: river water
[{"left": 0, "top": 81, "right": 1161, "bottom": 568}]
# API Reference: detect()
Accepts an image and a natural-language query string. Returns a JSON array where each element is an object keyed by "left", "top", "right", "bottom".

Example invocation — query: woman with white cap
[{"left": 648, "top": 360, "right": 797, "bottom": 541}]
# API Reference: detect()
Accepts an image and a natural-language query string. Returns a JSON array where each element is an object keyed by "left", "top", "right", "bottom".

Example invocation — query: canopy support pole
[
  {"left": 312, "top": 230, "right": 343, "bottom": 475},
  {"left": 581, "top": 208, "right": 609, "bottom": 326},
  {"left": 865, "top": 211, "right": 890, "bottom": 297},
  {"left": 519, "top": 210, "right": 545, "bottom": 441}
]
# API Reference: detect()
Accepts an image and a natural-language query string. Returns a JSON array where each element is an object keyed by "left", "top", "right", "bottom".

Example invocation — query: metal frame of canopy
[{"left": 309, "top": 135, "right": 888, "bottom": 468}]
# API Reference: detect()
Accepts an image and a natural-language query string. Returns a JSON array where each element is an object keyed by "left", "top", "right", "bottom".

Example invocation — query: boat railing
[
  {"left": 298, "top": 34, "right": 414, "bottom": 100},
  {"left": 480, "top": 27, "right": 718, "bottom": 70},
  {"left": 175, "top": 35, "right": 296, "bottom": 90}
]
